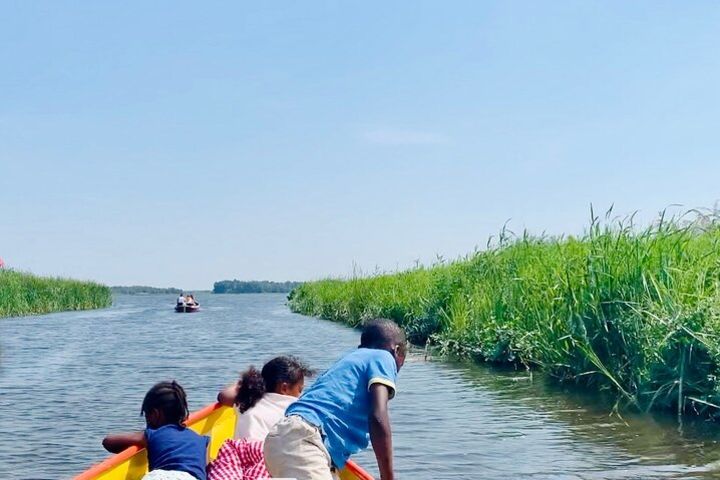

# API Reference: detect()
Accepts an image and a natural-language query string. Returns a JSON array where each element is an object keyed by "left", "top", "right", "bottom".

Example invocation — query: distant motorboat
[{"left": 175, "top": 303, "right": 200, "bottom": 313}]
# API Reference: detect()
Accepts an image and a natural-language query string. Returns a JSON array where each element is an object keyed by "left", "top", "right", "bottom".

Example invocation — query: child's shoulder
[
  {"left": 348, "top": 347, "right": 393, "bottom": 360},
  {"left": 178, "top": 426, "right": 208, "bottom": 444},
  {"left": 337, "top": 347, "right": 394, "bottom": 368},
  {"left": 146, "top": 424, "right": 206, "bottom": 442},
  {"left": 147, "top": 424, "right": 185, "bottom": 433},
  {"left": 314, "top": 349, "right": 395, "bottom": 385}
]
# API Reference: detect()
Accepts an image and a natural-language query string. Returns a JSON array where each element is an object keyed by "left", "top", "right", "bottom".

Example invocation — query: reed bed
[
  {"left": 289, "top": 211, "right": 720, "bottom": 416},
  {"left": 0, "top": 270, "right": 112, "bottom": 317}
]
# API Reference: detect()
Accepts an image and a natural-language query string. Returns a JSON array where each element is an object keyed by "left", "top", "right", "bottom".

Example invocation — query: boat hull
[
  {"left": 74, "top": 403, "right": 373, "bottom": 480},
  {"left": 175, "top": 305, "right": 200, "bottom": 313}
]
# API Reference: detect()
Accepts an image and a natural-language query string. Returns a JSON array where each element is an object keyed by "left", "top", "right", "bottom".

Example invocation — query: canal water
[{"left": 2, "top": 294, "right": 720, "bottom": 479}]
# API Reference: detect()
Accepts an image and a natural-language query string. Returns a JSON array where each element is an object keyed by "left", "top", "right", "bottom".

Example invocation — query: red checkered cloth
[{"left": 207, "top": 438, "right": 270, "bottom": 480}]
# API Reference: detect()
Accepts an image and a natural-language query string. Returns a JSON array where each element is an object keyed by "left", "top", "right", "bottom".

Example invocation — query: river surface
[{"left": 2, "top": 294, "right": 720, "bottom": 479}]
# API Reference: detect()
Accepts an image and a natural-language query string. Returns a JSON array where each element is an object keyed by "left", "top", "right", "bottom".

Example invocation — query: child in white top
[
  {"left": 217, "top": 356, "right": 315, "bottom": 440},
  {"left": 209, "top": 357, "right": 315, "bottom": 480}
]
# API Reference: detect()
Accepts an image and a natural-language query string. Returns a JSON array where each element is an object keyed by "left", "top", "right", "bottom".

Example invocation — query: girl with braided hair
[{"left": 103, "top": 381, "right": 209, "bottom": 480}]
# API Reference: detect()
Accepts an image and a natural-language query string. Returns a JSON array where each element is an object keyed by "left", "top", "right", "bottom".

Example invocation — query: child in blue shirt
[
  {"left": 103, "top": 381, "right": 209, "bottom": 480},
  {"left": 264, "top": 319, "right": 406, "bottom": 480}
]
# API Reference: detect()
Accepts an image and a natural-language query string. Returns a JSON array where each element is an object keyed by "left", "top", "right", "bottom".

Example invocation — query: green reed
[
  {"left": 0, "top": 270, "right": 112, "bottom": 318},
  {"left": 289, "top": 211, "right": 720, "bottom": 416}
]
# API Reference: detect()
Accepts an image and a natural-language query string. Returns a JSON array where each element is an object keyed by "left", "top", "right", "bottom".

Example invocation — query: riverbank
[
  {"left": 289, "top": 213, "right": 720, "bottom": 417},
  {"left": 0, "top": 270, "right": 111, "bottom": 317}
]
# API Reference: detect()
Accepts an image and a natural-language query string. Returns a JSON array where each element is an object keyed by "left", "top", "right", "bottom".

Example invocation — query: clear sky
[{"left": 2, "top": 1, "right": 720, "bottom": 290}]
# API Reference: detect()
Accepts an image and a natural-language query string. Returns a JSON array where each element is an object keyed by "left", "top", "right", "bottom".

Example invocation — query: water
[{"left": 2, "top": 294, "right": 720, "bottom": 480}]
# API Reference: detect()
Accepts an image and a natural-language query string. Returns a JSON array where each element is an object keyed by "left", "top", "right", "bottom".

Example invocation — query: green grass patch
[
  {"left": 289, "top": 210, "right": 720, "bottom": 416},
  {"left": 0, "top": 270, "right": 112, "bottom": 317}
]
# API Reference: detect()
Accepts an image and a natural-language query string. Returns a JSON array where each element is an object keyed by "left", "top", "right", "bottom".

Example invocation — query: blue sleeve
[{"left": 366, "top": 350, "right": 398, "bottom": 399}]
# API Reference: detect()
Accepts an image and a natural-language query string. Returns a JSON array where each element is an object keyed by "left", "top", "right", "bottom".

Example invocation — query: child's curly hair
[{"left": 235, "top": 356, "right": 315, "bottom": 413}]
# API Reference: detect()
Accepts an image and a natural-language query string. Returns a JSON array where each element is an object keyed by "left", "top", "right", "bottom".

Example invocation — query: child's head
[
  {"left": 360, "top": 318, "right": 407, "bottom": 371},
  {"left": 235, "top": 355, "right": 315, "bottom": 413},
  {"left": 141, "top": 380, "right": 190, "bottom": 429}
]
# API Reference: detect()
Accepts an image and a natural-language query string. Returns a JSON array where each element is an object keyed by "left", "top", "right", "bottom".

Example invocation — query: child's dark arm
[
  {"left": 217, "top": 384, "right": 239, "bottom": 407},
  {"left": 102, "top": 431, "right": 146, "bottom": 453},
  {"left": 368, "top": 383, "right": 394, "bottom": 480}
]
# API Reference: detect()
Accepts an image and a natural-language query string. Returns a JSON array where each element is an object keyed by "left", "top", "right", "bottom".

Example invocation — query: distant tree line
[
  {"left": 213, "top": 280, "right": 302, "bottom": 294},
  {"left": 111, "top": 285, "right": 183, "bottom": 294}
]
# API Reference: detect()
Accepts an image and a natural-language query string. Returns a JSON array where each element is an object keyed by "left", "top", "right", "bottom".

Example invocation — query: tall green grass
[
  {"left": 0, "top": 270, "right": 112, "bottom": 317},
  {"left": 289, "top": 211, "right": 720, "bottom": 416}
]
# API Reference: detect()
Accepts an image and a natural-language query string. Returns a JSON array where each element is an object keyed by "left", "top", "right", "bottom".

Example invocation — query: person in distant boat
[
  {"left": 208, "top": 356, "right": 315, "bottom": 480},
  {"left": 102, "top": 381, "right": 209, "bottom": 480},
  {"left": 177, "top": 293, "right": 186, "bottom": 306},
  {"left": 186, "top": 294, "right": 198, "bottom": 306},
  {"left": 263, "top": 318, "right": 406, "bottom": 480}
]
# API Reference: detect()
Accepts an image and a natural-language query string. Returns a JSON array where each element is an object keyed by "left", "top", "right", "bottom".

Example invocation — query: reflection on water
[{"left": 1, "top": 294, "right": 719, "bottom": 479}]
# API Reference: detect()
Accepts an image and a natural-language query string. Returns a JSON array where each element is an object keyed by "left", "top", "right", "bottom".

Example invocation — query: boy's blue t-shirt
[
  {"left": 145, "top": 424, "right": 209, "bottom": 480},
  {"left": 285, "top": 347, "right": 398, "bottom": 468}
]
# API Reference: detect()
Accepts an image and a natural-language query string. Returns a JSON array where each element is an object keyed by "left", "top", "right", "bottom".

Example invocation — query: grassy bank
[
  {"left": 289, "top": 212, "right": 720, "bottom": 416},
  {"left": 0, "top": 270, "right": 112, "bottom": 317}
]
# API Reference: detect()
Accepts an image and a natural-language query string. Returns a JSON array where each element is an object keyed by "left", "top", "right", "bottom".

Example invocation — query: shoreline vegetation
[
  {"left": 289, "top": 209, "right": 720, "bottom": 417},
  {"left": 0, "top": 270, "right": 111, "bottom": 318},
  {"left": 213, "top": 280, "right": 301, "bottom": 294}
]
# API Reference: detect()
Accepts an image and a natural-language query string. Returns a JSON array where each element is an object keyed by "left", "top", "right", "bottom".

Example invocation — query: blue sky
[{"left": 2, "top": 1, "right": 720, "bottom": 290}]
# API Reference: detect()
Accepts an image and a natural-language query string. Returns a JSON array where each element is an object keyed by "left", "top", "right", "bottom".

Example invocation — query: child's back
[
  {"left": 285, "top": 347, "right": 398, "bottom": 467},
  {"left": 146, "top": 424, "right": 208, "bottom": 480}
]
